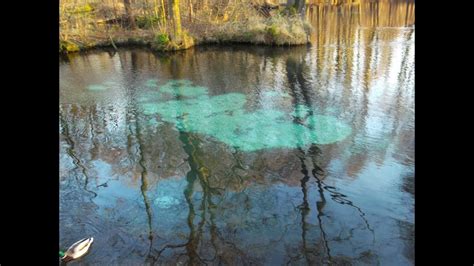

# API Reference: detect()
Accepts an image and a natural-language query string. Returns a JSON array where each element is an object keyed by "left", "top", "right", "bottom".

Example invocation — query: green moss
[
  {"left": 167, "top": 31, "right": 195, "bottom": 51},
  {"left": 266, "top": 25, "right": 279, "bottom": 38},
  {"left": 153, "top": 33, "right": 170, "bottom": 49},
  {"left": 60, "top": 40, "right": 80, "bottom": 53},
  {"left": 151, "top": 31, "right": 195, "bottom": 51},
  {"left": 286, "top": 6, "right": 298, "bottom": 16}
]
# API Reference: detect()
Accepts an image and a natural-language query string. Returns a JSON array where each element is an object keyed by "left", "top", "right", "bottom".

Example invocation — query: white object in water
[{"left": 61, "top": 237, "right": 94, "bottom": 262}]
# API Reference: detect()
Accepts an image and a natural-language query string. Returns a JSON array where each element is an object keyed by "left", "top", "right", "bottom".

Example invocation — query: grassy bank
[
  {"left": 59, "top": 1, "right": 311, "bottom": 53},
  {"left": 197, "top": 15, "right": 311, "bottom": 46}
]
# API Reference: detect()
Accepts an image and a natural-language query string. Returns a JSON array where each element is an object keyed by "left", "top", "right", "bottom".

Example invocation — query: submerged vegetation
[
  {"left": 59, "top": 0, "right": 312, "bottom": 53},
  {"left": 84, "top": 78, "right": 352, "bottom": 151}
]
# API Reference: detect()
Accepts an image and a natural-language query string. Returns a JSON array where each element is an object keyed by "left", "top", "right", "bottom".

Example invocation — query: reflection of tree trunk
[
  {"left": 310, "top": 145, "right": 375, "bottom": 240},
  {"left": 60, "top": 106, "right": 97, "bottom": 198},
  {"left": 88, "top": 106, "right": 99, "bottom": 161},
  {"left": 171, "top": 85, "right": 215, "bottom": 264},
  {"left": 285, "top": 49, "right": 377, "bottom": 259},
  {"left": 126, "top": 51, "right": 155, "bottom": 263},
  {"left": 207, "top": 187, "right": 218, "bottom": 259},
  {"left": 183, "top": 163, "right": 199, "bottom": 264},
  {"left": 307, "top": 146, "right": 331, "bottom": 263},
  {"left": 397, "top": 29, "right": 414, "bottom": 87},
  {"left": 344, "top": 12, "right": 355, "bottom": 89},
  {"left": 286, "top": 53, "right": 332, "bottom": 263},
  {"left": 135, "top": 118, "right": 155, "bottom": 263},
  {"left": 286, "top": 53, "right": 314, "bottom": 127},
  {"left": 392, "top": 28, "right": 414, "bottom": 137},
  {"left": 170, "top": 55, "right": 184, "bottom": 79},
  {"left": 362, "top": 28, "right": 376, "bottom": 90},
  {"left": 133, "top": 114, "right": 155, "bottom": 263},
  {"left": 131, "top": 50, "right": 138, "bottom": 70},
  {"left": 180, "top": 130, "right": 210, "bottom": 265},
  {"left": 335, "top": 13, "right": 341, "bottom": 74},
  {"left": 298, "top": 154, "right": 311, "bottom": 264}
]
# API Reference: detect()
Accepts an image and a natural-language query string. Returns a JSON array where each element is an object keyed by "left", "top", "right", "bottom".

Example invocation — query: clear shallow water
[{"left": 60, "top": 3, "right": 414, "bottom": 265}]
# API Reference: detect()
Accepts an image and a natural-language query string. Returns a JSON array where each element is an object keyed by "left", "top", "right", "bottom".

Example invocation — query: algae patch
[
  {"left": 87, "top": 84, "right": 108, "bottom": 91},
  {"left": 159, "top": 80, "right": 209, "bottom": 98},
  {"left": 145, "top": 79, "right": 159, "bottom": 88},
  {"left": 138, "top": 79, "right": 352, "bottom": 151},
  {"left": 87, "top": 80, "right": 119, "bottom": 91}
]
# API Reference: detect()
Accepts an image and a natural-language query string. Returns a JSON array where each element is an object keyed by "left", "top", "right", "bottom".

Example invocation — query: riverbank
[{"left": 60, "top": 13, "right": 311, "bottom": 53}]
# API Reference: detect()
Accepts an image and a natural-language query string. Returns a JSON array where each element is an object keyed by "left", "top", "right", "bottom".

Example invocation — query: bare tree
[
  {"left": 169, "top": 0, "right": 183, "bottom": 42},
  {"left": 287, "top": 0, "right": 305, "bottom": 17},
  {"left": 124, "top": 0, "right": 137, "bottom": 29}
]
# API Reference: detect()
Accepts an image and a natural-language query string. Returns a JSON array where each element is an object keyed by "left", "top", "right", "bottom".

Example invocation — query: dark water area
[{"left": 60, "top": 2, "right": 414, "bottom": 265}]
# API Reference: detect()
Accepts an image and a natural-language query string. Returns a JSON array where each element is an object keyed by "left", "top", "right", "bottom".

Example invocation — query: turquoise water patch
[
  {"left": 147, "top": 118, "right": 163, "bottom": 127},
  {"left": 141, "top": 93, "right": 246, "bottom": 120},
  {"left": 87, "top": 80, "right": 119, "bottom": 91},
  {"left": 159, "top": 80, "right": 209, "bottom": 97},
  {"left": 326, "top": 106, "right": 339, "bottom": 115},
  {"left": 140, "top": 80, "right": 352, "bottom": 151},
  {"left": 197, "top": 110, "right": 351, "bottom": 150},
  {"left": 291, "top": 104, "right": 312, "bottom": 118},
  {"left": 87, "top": 84, "right": 108, "bottom": 91},
  {"left": 145, "top": 79, "right": 159, "bottom": 88},
  {"left": 303, "top": 114, "right": 352, "bottom": 144},
  {"left": 138, "top": 91, "right": 163, "bottom": 103}
]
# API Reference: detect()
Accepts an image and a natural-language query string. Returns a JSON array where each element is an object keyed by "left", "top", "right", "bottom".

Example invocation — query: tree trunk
[
  {"left": 188, "top": 0, "right": 193, "bottom": 23},
  {"left": 154, "top": 0, "right": 159, "bottom": 17},
  {"left": 123, "top": 0, "right": 137, "bottom": 29},
  {"left": 161, "top": 0, "right": 167, "bottom": 26},
  {"left": 170, "top": 0, "right": 183, "bottom": 42}
]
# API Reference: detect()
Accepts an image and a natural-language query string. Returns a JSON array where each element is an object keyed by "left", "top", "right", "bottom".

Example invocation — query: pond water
[{"left": 60, "top": 2, "right": 414, "bottom": 265}]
